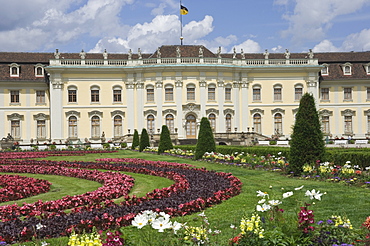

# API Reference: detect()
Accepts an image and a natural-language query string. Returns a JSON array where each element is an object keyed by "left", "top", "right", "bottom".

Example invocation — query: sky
[{"left": 0, "top": 0, "right": 370, "bottom": 54}]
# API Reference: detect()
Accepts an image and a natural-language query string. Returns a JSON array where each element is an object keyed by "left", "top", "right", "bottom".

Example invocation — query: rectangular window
[
  {"left": 68, "top": 90, "right": 77, "bottom": 103},
  {"left": 91, "top": 90, "right": 99, "bottom": 102},
  {"left": 165, "top": 88, "right": 173, "bottom": 101},
  {"left": 322, "top": 116, "right": 330, "bottom": 134},
  {"left": 368, "top": 116, "right": 370, "bottom": 133},
  {"left": 274, "top": 88, "right": 282, "bottom": 101},
  {"left": 253, "top": 88, "right": 261, "bottom": 101},
  {"left": 187, "top": 88, "right": 195, "bottom": 101},
  {"left": 37, "top": 120, "right": 46, "bottom": 139},
  {"left": 367, "top": 88, "right": 370, "bottom": 100},
  {"left": 36, "top": 90, "right": 45, "bottom": 104},
  {"left": 321, "top": 88, "right": 329, "bottom": 100},
  {"left": 113, "top": 90, "right": 122, "bottom": 102},
  {"left": 208, "top": 88, "right": 215, "bottom": 101},
  {"left": 295, "top": 88, "right": 303, "bottom": 101},
  {"left": 344, "top": 116, "right": 352, "bottom": 133},
  {"left": 225, "top": 88, "right": 231, "bottom": 101},
  {"left": 11, "top": 120, "right": 20, "bottom": 139},
  {"left": 344, "top": 88, "right": 352, "bottom": 100},
  {"left": 147, "top": 88, "right": 154, "bottom": 102},
  {"left": 10, "top": 90, "right": 20, "bottom": 103}
]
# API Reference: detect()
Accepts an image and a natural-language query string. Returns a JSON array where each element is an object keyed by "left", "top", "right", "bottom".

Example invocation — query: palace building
[{"left": 0, "top": 45, "right": 369, "bottom": 145}]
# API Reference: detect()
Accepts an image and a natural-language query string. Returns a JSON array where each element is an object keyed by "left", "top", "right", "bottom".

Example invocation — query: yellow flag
[{"left": 180, "top": 5, "right": 188, "bottom": 15}]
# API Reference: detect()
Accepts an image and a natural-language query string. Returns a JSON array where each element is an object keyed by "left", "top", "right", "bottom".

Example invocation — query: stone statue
[
  {"left": 79, "top": 49, "right": 86, "bottom": 59},
  {"left": 308, "top": 49, "right": 314, "bottom": 59},
  {"left": 284, "top": 49, "right": 290, "bottom": 59},
  {"left": 241, "top": 49, "right": 245, "bottom": 59},
  {"left": 199, "top": 47, "right": 203, "bottom": 57},
  {"left": 233, "top": 47, "right": 237, "bottom": 59},
  {"left": 103, "top": 49, "right": 108, "bottom": 59},
  {"left": 263, "top": 49, "right": 269, "bottom": 59},
  {"left": 54, "top": 49, "right": 60, "bottom": 59},
  {"left": 138, "top": 48, "right": 142, "bottom": 59},
  {"left": 176, "top": 46, "right": 181, "bottom": 57},
  {"left": 157, "top": 47, "right": 161, "bottom": 58},
  {"left": 217, "top": 46, "right": 221, "bottom": 58},
  {"left": 128, "top": 49, "right": 132, "bottom": 60}
]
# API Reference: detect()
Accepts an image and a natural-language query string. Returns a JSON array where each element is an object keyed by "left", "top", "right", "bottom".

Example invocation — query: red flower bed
[
  {"left": 0, "top": 154, "right": 242, "bottom": 243},
  {"left": 0, "top": 174, "right": 51, "bottom": 202},
  {"left": 0, "top": 150, "right": 116, "bottom": 159}
]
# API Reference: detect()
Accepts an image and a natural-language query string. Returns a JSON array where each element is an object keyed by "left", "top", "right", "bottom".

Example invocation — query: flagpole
[{"left": 180, "top": 0, "right": 183, "bottom": 45}]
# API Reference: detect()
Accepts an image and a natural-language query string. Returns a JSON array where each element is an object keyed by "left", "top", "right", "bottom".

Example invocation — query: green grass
[{"left": 6, "top": 150, "right": 370, "bottom": 245}]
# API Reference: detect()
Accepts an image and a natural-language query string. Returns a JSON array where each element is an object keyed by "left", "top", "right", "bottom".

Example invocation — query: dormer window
[
  {"left": 9, "top": 63, "right": 20, "bottom": 77},
  {"left": 321, "top": 63, "right": 329, "bottom": 76},
  {"left": 341, "top": 62, "right": 352, "bottom": 75},
  {"left": 34, "top": 64, "right": 44, "bottom": 77},
  {"left": 364, "top": 63, "right": 370, "bottom": 75}
]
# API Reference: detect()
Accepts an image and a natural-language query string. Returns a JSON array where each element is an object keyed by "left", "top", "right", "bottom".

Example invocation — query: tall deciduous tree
[
  {"left": 194, "top": 117, "right": 216, "bottom": 160},
  {"left": 139, "top": 128, "right": 150, "bottom": 152},
  {"left": 131, "top": 129, "right": 139, "bottom": 150},
  {"left": 158, "top": 125, "right": 173, "bottom": 154},
  {"left": 289, "top": 93, "right": 325, "bottom": 175}
]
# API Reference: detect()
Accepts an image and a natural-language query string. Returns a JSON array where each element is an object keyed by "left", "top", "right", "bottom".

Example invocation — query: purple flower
[
  {"left": 317, "top": 220, "right": 323, "bottom": 225},
  {"left": 326, "top": 219, "right": 334, "bottom": 224}
]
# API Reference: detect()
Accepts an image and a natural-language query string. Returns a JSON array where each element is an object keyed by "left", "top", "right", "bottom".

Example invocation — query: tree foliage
[
  {"left": 139, "top": 128, "right": 150, "bottom": 152},
  {"left": 158, "top": 125, "right": 173, "bottom": 154},
  {"left": 131, "top": 129, "right": 140, "bottom": 150},
  {"left": 289, "top": 93, "right": 325, "bottom": 175},
  {"left": 194, "top": 117, "right": 216, "bottom": 160}
]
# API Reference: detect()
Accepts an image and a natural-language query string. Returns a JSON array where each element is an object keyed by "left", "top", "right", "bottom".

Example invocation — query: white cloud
[
  {"left": 281, "top": 0, "right": 369, "bottom": 44},
  {"left": 232, "top": 39, "right": 262, "bottom": 53},
  {"left": 312, "top": 40, "right": 340, "bottom": 52},
  {"left": 271, "top": 45, "right": 284, "bottom": 53}
]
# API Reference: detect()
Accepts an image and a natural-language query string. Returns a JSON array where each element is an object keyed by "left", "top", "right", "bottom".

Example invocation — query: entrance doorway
[{"left": 186, "top": 114, "right": 197, "bottom": 139}]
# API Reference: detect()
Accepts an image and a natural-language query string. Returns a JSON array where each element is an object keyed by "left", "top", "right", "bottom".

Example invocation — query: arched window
[
  {"left": 68, "top": 116, "right": 78, "bottom": 139},
  {"left": 274, "top": 113, "right": 283, "bottom": 135},
  {"left": 147, "top": 115, "right": 155, "bottom": 134},
  {"left": 208, "top": 113, "right": 216, "bottom": 132},
  {"left": 11, "top": 120, "right": 20, "bottom": 139},
  {"left": 91, "top": 116, "right": 100, "bottom": 138},
  {"left": 113, "top": 115, "right": 123, "bottom": 137},
  {"left": 226, "top": 114, "right": 232, "bottom": 132},
  {"left": 166, "top": 114, "right": 175, "bottom": 133},
  {"left": 253, "top": 113, "right": 261, "bottom": 134}
]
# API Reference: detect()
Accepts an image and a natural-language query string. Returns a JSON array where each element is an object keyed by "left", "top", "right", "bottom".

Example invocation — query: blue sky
[{"left": 0, "top": 0, "right": 370, "bottom": 54}]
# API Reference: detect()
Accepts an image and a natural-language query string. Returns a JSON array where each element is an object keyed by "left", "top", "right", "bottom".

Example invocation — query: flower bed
[
  {"left": 0, "top": 174, "right": 51, "bottom": 202},
  {"left": 0, "top": 155, "right": 241, "bottom": 243}
]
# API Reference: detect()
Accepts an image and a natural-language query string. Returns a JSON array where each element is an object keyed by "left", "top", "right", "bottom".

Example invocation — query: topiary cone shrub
[
  {"left": 158, "top": 125, "right": 173, "bottom": 154},
  {"left": 131, "top": 129, "right": 139, "bottom": 150},
  {"left": 194, "top": 117, "right": 216, "bottom": 160},
  {"left": 139, "top": 128, "right": 150, "bottom": 152}
]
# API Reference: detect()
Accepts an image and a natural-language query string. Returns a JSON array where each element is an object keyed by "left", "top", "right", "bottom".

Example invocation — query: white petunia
[
  {"left": 258, "top": 198, "right": 266, "bottom": 204},
  {"left": 305, "top": 189, "right": 324, "bottom": 200},
  {"left": 282, "top": 191, "right": 293, "bottom": 198}
]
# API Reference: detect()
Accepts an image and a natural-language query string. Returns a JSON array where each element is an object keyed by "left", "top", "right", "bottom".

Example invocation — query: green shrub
[
  {"left": 132, "top": 129, "right": 140, "bottom": 150},
  {"left": 194, "top": 117, "right": 216, "bottom": 159},
  {"left": 120, "top": 142, "right": 127, "bottom": 148},
  {"left": 158, "top": 125, "right": 173, "bottom": 154},
  {"left": 139, "top": 128, "right": 150, "bottom": 152}
]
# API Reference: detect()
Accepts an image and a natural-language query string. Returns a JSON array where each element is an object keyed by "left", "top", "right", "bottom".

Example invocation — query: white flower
[
  {"left": 305, "top": 189, "right": 324, "bottom": 200},
  {"left": 268, "top": 200, "right": 282, "bottom": 206},
  {"left": 159, "top": 211, "right": 171, "bottom": 220},
  {"left": 258, "top": 199, "right": 266, "bottom": 204},
  {"left": 171, "top": 221, "right": 184, "bottom": 234},
  {"left": 151, "top": 217, "right": 172, "bottom": 232},
  {"left": 256, "top": 203, "right": 271, "bottom": 212},
  {"left": 282, "top": 191, "right": 293, "bottom": 198},
  {"left": 230, "top": 224, "right": 236, "bottom": 229},
  {"left": 366, "top": 166, "right": 370, "bottom": 170},
  {"left": 278, "top": 152, "right": 282, "bottom": 155},
  {"left": 36, "top": 223, "right": 45, "bottom": 230},
  {"left": 198, "top": 211, "right": 206, "bottom": 217},
  {"left": 294, "top": 185, "right": 304, "bottom": 190},
  {"left": 41, "top": 242, "right": 49, "bottom": 246},
  {"left": 256, "top": 190, "right": 269, "bottom": 198},
  {"left": 132, "top": 214, "right": 149, "bottom": 229}
]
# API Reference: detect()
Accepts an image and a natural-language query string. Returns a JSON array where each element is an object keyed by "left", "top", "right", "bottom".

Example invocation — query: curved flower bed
[
  {"left": 0, "top": 174, "right": 51, "bottom": 202},
  {"left": 0, "top": 150, "right": 116, "bottom": 159},
  {"left": 0, "top": 157, "right": 241, "bottom": 243}
]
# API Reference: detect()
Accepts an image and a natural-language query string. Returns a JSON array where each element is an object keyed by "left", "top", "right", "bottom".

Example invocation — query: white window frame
[
  {"left": 9, "top": 63, "right": 20, "bottom": 77},
  {"left": 321, "top": 63, "right": 329, "bottom": 76},
  {"left": 34, "top": 64, "right": 45, "bottom": 77},
  {"left": 341, "top": 62, "right": 352, "bottom": 76}
]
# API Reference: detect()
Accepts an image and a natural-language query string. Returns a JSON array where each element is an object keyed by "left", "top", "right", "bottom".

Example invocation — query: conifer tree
[
  {"left": 194, "top": 117, "right": 216, "bottom": 160},
  {"left": 158, "top": 125, "right": 173, "bottom": 154},
  {"left": 289, "top": 93, "right": 325, "bottom": 175},
  {"left": 139, "top": 128, "right": 150, "bottom": 152},
  {"left": 131, "top": 129, "right": 140, "bottom": 150}
]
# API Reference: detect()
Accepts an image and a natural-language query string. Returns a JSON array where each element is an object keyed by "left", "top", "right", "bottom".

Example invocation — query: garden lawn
[{"left": 6, "top": 149, "right": 370, "bottom": 245}]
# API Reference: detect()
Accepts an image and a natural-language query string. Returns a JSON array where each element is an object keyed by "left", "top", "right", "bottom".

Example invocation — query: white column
[
  {"left": 49, "top": 74, "right": 64, "bottom": 141},
  {"left": 241, "top": 80, "right": 249, "bottom": 132},
  {"left": 233, "top": 81, "right": 240, "bottom": 131},
  {"left": 199, "top": 80, "right": 206, "bottom": 117},
  {"left": 155, "top": 80, "right": 163, "bottom": 131},
  {"left": 125, "top": 81, "right": 135, "bottom": 133},
  {"left": 175, "top": 80, "right": 183, "bottom": 138},
  {"left": 217, "top": 80, "right": 224, "bottom": 132},
  {"left": 136, "top": 81, "right": 144, "bottom": 131}
]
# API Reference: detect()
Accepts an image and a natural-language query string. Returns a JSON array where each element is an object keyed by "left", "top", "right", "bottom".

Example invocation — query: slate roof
[{"left": 0, "top": 46, "right": 369, "bottom": 81}]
